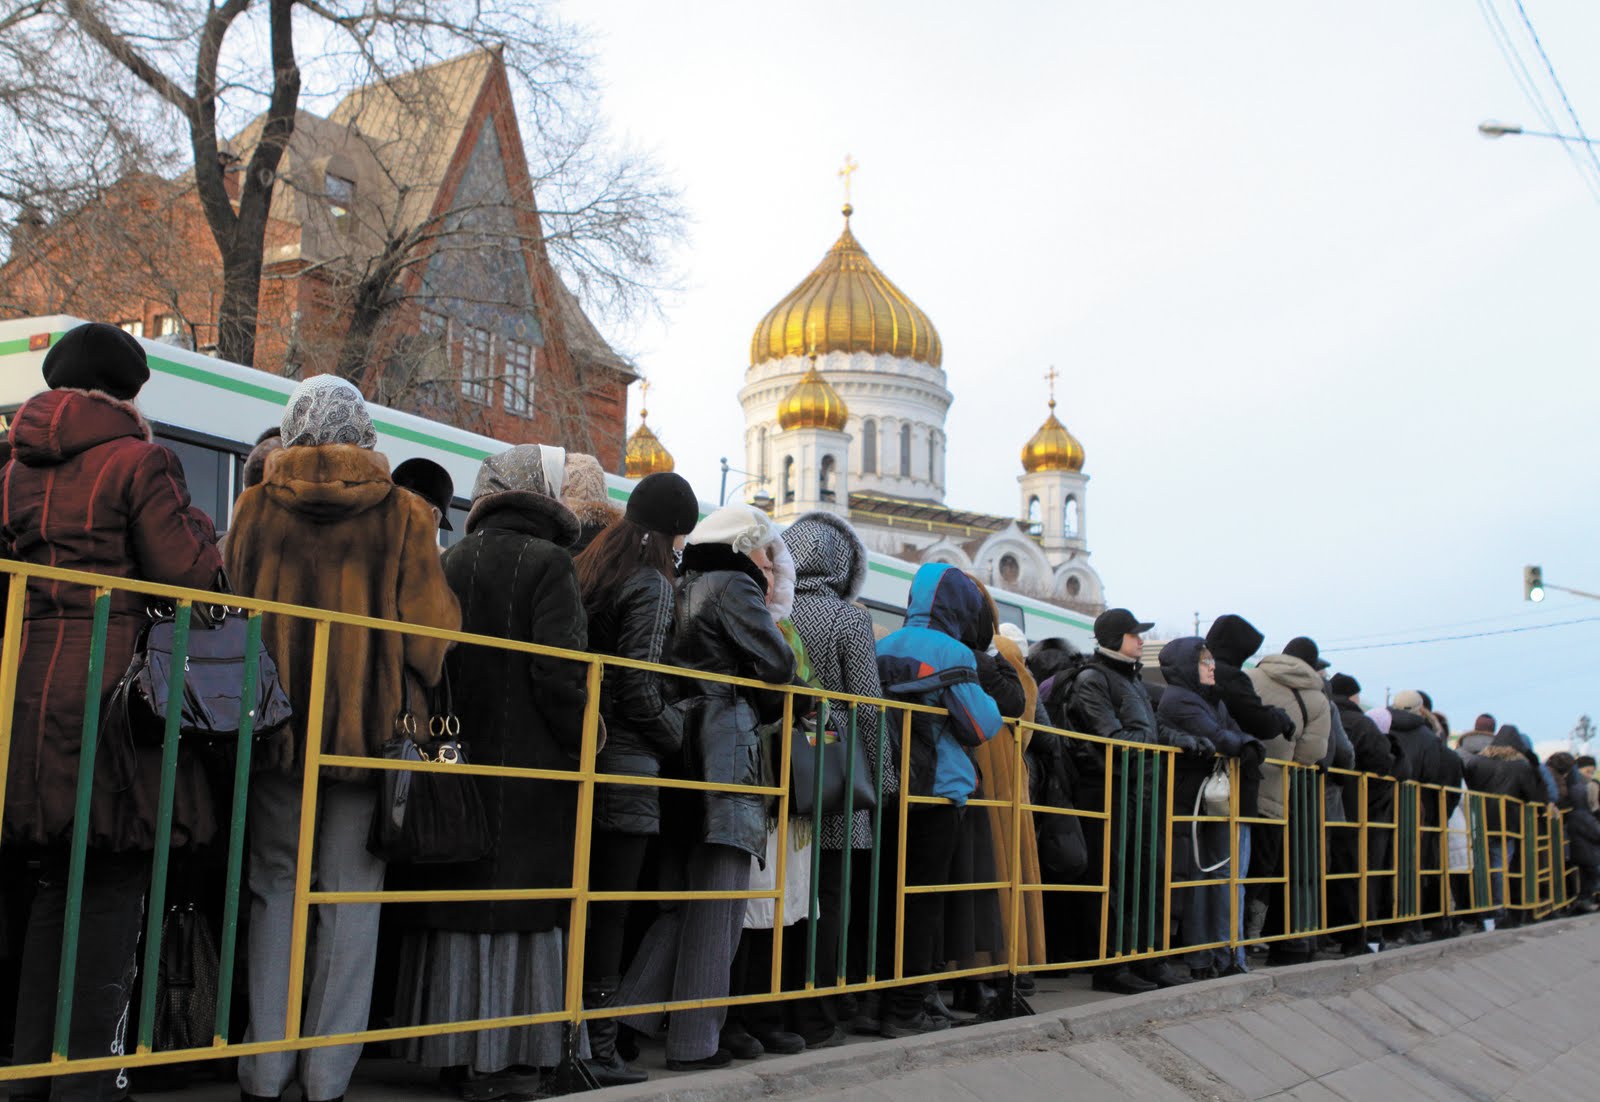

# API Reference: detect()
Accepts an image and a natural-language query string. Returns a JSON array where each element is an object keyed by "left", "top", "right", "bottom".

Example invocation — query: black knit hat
[
  {"left": 1329, "top": 672, "right": 1360, "bottom": 698},
  {"left": 42, "top": 322, "right": 150, "bottom": 400},
  {"left": 393, "top": 457, "right": 455, "bottom": 531},
  {"left": 626, "top": 472, "right": 699, "bottom": 535},
  {"left": 1283, "top": 635, "right": 1329, "bottom": 670}
]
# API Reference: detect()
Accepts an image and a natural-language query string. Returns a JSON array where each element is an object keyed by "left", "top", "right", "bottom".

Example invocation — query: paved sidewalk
[{"left": 132, "top": 915, "right": 1600, "bottom": 1101}]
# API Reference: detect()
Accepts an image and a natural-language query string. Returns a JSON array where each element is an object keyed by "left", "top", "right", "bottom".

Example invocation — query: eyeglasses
[{"left": 1199, "top": 659, "right": 1217, "bottom": 668}]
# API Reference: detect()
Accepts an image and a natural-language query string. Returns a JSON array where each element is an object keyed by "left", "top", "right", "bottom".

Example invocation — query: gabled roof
[{"left": 326, "top": 50, "right": 495, "bottom": 233}]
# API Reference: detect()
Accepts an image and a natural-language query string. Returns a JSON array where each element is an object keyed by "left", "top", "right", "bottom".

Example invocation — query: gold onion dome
[
  {"left": 624, "top": 410, "right": 674, "bottom": 478},
  {"left": 777, "top": 362, "right": 849, "bottom": 431},
  {"left": 750, "top": 205, "right": 942, "bottom": 368},
  {"left": 1021, "top": 400, "right": 1086, "bottom": 473}
]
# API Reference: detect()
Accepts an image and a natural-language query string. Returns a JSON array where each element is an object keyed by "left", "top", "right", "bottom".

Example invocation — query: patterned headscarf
[
  {"left": 281, "top": 375, "right": 377, "bottom": 449},
  {"left": 471, "top": 443, "right": 567, "bottom": 501}
]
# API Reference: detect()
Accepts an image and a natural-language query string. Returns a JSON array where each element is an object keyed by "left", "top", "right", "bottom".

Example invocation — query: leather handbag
[
  {"left": 789, "top": 714, "right": 878, "bottom": 818},
  {"left": 367, "top": 671, "right": 491, "bottom": 865},
  {"left": 110, "top": 606, "right": 293, "bottom": 747}
]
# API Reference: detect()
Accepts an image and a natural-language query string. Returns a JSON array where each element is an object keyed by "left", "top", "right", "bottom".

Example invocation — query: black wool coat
[{"left": 407, "top": 493, "right": 588, "bottom": 934}]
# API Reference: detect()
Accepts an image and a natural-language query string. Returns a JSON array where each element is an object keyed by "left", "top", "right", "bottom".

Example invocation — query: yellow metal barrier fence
[{"left": 0, "top": 560, "right": 1580, "bottom": 1084}]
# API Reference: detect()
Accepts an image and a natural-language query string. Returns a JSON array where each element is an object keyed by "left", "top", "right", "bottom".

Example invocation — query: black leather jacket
[
  {"left": 669, "top": 543, "right": 796, "bottom": 860},
  {"left": 586, "top": 565, "right": 682, "bottom": 835}
]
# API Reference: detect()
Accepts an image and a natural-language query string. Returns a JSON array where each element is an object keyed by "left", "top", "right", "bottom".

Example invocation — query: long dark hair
[{"left": 573, "top": 517, "right": 677, "bottom": 615}]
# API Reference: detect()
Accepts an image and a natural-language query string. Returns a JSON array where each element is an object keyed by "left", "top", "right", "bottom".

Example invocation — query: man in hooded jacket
[{"left": 1461, "top": 726, "right": 1546, "bottom": 916}]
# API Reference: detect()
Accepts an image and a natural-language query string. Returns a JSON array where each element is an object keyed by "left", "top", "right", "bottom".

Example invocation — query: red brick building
[{"left": 0, "top": 51, "right": 633, "bottom": 470}]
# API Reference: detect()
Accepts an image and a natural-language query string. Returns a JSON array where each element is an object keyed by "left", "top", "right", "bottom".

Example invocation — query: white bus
[{"left": 0, "top": 316, "right": 1095, "bottom": 648}]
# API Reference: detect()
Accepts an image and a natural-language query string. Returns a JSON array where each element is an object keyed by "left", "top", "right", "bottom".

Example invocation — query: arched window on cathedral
[
  {"left": 1026, "top": 497, "right": 1042, "bottom": 536},
  {"left": 861, "top": 419, "right": 877, "bottom": 474},
  {"left": 1064, "top": 496, "right": 1080, "bottom": 538},
  {"left": 757, "top": 426, "right": 768, "bottom": 480},
  {"left": 1065, "top": 575, "right": 1082, "bottom": 598},
  {"left": 899, "top": 423, "right": 912, "bottom": 477},
  {"left": 820, "top": 455, "right": 837, "bottom": 502},
  {"left": 998, "top": 553, "right": 1021, "bottom": 586},
  {"left": 783, "top": 456, "right": 795, "bottom": 504},
  {"left": 928, "top": 431, "right": 940, "bottom": 483}
]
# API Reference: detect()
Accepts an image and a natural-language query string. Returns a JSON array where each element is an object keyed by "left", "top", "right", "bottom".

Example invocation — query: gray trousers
[
  {"left": 237, "top": 774, "right": 385, "bottom": 1101},
  {"left": 614, "top": 842, "right": 750, "bottom": 1062}
]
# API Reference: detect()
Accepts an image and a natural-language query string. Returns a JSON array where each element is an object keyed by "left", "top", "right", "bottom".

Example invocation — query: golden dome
[
  {"left": 750, "top": 206, "right": 942, "bottom": 368},
  {"left": 1021, "top": 400, "right": 1086, "bottom": 473},
  {"left": 776, "top": 363, "right": 849, "bottom": 431},
  {"left": 625, "top": 410, "right": 675, "bottom": 478}
]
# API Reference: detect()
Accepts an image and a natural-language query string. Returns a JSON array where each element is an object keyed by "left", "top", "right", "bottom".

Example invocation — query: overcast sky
[{"left": 562, "top": 0, "right": 1600, "bottom": 753}]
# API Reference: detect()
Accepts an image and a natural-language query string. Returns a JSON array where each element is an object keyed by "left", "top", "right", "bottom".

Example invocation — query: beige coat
[{"left": 1246, "top": 654, "right": 1330, "bottom": 819}]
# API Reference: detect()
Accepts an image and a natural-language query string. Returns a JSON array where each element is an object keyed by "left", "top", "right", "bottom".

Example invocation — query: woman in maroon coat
[{"left": 1, "top": 322, "right": 224, "bottom": 1102}]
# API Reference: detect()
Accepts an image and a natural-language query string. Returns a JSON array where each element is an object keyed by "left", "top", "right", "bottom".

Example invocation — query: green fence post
[
  {"left": 1113, "top": 746, "right": 1129, "bottom": 957},
  {"left": 213, "top": 611, "right": 261, "bottom": 1042},
  {"left": 835, "top": 705, "right": 858, "bottom": 986},
  {"left": 866, "top": 710, "right": 886, "bottom": 981},
  {"left": 138, "top": 602, "right": 194, "bottom": 1052},
  {"left": 52, "top": 590, "right": 112, "bottom": 1060},
  {"left": 1130, "top": 747, "right": 1146, "bottom": 953},
  {"left": 805, "top": 698, "right": 828, "bottom": 987},
  {"left": 1145, "top": 750, "right": 1160, "bottom": 953}
]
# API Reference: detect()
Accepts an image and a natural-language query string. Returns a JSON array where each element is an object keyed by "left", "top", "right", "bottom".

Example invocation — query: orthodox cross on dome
[
  {"left": 1044, "top": 365, "right": 1059, "bottom": 410},
  {"left": 637, "top": 377, "right": 651, "bottom": 420},
  {"left": 838, "top": 154, "right": 859, "bottom": 216}
]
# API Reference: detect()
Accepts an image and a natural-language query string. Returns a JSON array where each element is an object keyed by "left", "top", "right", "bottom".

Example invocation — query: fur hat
[
  {"left": 282, "top": 375, "right": 376, "bottom": 449},
  {"left": 626, "top": 472, "right": 700, "bottom": 535},
  {"left": 686, "top": 503, "right": 778, "bottom": 555},
  {"left": 43, "top": 322, "right": 150, "bottom": 400}
]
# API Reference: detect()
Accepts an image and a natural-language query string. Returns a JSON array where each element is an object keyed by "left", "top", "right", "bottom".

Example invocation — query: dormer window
[{"left": 326, "top": 174, "right": 355, "bottom": 226}]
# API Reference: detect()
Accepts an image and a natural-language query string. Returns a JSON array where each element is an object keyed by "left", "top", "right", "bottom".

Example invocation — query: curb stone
[{"left": 596, "top": 913, "right": 1600, "bottom": 1101}]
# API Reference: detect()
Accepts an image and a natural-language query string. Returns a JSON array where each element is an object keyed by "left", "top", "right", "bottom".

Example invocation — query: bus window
[
  {"left": 994, "top": 600, "right": 1025, "bottom": 631},
  {"left": 159, "top": 435, "right": 232, "bottom": 531},
  {"left": 859, "top": 598, "right": 906, "bottom": 638}
]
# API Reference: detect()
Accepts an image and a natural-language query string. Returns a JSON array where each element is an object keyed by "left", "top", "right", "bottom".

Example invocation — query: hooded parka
[
  {"left": 1462, "top": 727, "right": 1547, "bottom": 835},
  {"left": 1246, "top": 654, "right": 1332, "bottom": 820},
  {"left": 1, "top": 388, "right": 225, "bottom": 851},
  {"left": 1205, "top": 615, "right": 1296, "bottom": 744},
  {"left": 671, "top": 541, "right": 796, "bottom": 860},
  {"left": 1157, "top": 637, "right": 1264, "bottom": 816},
  {"left": 781, "top": 512, "right": 885, "bottom": 850}
]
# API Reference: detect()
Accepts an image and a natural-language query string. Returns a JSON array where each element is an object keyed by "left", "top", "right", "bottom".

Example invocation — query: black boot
[{"left": 583, "top": 980, "right": 648, "bottom": 1086}]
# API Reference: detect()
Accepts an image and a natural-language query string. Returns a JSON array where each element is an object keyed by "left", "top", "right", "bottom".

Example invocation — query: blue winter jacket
[{"left": 876, "top": 564, "right": 1005, "bottom": 805}]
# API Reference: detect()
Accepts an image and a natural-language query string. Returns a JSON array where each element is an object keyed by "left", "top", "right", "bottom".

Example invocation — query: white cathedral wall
[{"left": 739, "top": 350, "right": 953, "bottom": 503}]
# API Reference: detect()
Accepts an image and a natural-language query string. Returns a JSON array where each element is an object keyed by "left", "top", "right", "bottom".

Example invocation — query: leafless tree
[{"left": 0, "top": 0, "right": 683, "bottom": 370}]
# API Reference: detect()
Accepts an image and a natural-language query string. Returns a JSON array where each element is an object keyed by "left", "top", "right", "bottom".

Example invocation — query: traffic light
[{"left": 1524, "top": 565, "right": 1545, "bottom": 603}]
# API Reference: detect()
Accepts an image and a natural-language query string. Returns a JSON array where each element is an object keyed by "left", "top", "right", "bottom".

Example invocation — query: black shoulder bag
[{"left": 367, "top": 670, "right": 491, "bottom": 864}]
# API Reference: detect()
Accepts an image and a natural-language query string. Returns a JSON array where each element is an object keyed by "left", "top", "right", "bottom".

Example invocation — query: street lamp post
[{"left": 718, "top": 456, "right": 773, "bottom": 508}]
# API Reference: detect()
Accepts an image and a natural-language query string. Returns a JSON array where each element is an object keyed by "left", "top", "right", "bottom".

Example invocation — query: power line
[
  {"left": 1476, "top": 0, "right": 1600, "bottom": 202},
  {"left": 1512, "top": 0, "right": 1600, "bottom": 184},
  {"left": 1321, "top": 603, "right": 1553, "bottom": 646},
  {"left": 1322, "top": 614, "right": 1600, "bottom": 653}
]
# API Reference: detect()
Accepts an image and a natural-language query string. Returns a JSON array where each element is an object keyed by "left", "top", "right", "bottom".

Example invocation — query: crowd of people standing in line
[{"left": 0, "top": 323, "right": 1596, "bottom": 1102}]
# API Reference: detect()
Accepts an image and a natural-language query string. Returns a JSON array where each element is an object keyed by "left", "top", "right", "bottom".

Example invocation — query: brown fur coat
[{"left": 226, "top": 444, "right": 460, "bottom": 778}]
